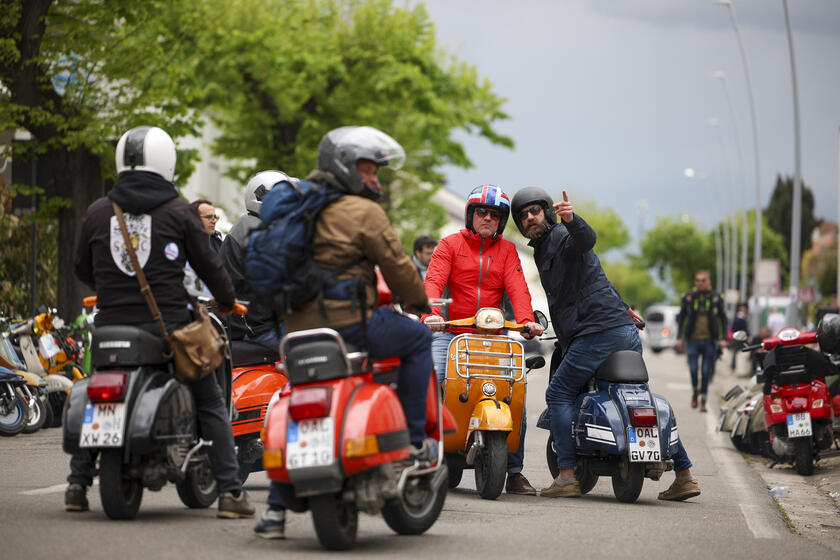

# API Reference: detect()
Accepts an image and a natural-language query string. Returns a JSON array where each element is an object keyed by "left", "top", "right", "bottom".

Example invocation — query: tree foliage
[
  {"left": 0, "top": 0, "right": 511, "bottom": 315},
  {"left": 765, "top": 174, "right": 820, "bottom": 260},
  {"left": 639, "top": 217, "right": 715, "bottom": 295},
  {"left": 575, "top": 200, "right": 630, "bottom": 254},
  {"left": 602, "top": 260, "right": 665, "bottom": 312}
]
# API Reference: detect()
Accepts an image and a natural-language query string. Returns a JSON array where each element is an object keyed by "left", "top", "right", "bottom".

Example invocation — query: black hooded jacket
[
  {"left": 530, "top": 214, "right": 632, "bottom": 351},
  {"left": 75, "top": 171, "right": 235, "bottom": 329}
]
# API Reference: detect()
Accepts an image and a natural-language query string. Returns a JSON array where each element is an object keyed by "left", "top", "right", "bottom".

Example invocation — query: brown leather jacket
[{"left": 285, "top": 176, "right": 427, "bottom": 332}]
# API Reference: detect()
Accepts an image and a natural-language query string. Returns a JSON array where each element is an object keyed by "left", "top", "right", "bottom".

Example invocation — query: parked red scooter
[
  {"left": 261, "top": 287, "right": 454, "bottom": 550},
  {"left": 737, "top": 324, "right": 836, "bottom": 475}
]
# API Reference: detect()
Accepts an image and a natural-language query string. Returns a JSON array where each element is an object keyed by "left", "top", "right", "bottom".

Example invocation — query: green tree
[
  {"left": 765, "top": 174, "right": 820, "bottom": 260},
  {"left": 602, "top": 261, "right": 665, "bottom": 311},
  {"left": 576, "top": 201, "right": 630, "bottom": 254},
  {"left": 640, "top": 217, "right": 715, "bottom": 295},
  {"left": 0, "top": 0, "right": 511, "bottom": 316}
]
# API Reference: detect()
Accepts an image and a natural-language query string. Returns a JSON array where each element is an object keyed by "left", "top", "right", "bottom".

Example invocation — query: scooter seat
[
  {"left": 595, "top": 350, "right": 649, "bottom": 383},
  {"left": 231, "top": 340, "right": 278, "bottom": 366},
  {"left": 91, "top": 325, "right": 168, "bottom": 367}
]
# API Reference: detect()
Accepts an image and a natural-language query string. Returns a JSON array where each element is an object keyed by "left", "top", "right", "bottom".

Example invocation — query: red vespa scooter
[
  {"left": 261, "top": 290, "right": 454, "bottom": 550},
  {"left": 738, "top": 326, "right": 835, "bottom": 475}
]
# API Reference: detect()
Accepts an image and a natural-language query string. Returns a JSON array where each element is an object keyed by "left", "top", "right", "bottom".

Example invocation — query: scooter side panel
[
  {"left": 341, "top": 383, "right": 410, "bottom": 475},
  {"left": 62, "top": 378, "right": 90, "bottom": 454},
  {"left": 231, "top": 365, "right": 287, "bottom": 438},
  {"left": 128, "top": 377, "right": 194, "bottom": 455},
  {"left": 652, "top": 393, "right": 679, "bottom": 458},
  {"left": 574, "top": 391, "right": 625, "bottom": 454}
]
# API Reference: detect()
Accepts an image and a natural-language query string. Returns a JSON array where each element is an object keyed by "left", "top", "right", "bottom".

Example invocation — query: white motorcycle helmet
[
  {"left": 115, "top": 126, "right": 177, "bottom": 182},
  {"left": 244, "top": 170, "right": 292, "bottom": 215}
]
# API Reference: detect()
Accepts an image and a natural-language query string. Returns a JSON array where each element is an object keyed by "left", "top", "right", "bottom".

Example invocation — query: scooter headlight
[
  {"left": 481, "top": 382, "right": 497, "bottom": 397},
  {"left": 475, "top": 308, "right": 505, "bottom": 330}
]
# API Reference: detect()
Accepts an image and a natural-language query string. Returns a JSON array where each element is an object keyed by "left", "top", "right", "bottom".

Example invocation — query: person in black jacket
[
  {"left": 676, "top": 270, "right": 727, "bottom": 412},
  {"left": 511, "top": 186, "right": 700, "bottom": 502},
  {"left": 67, "top": 125, "right": 254, "bottom": 519},
  {"left": 219, "top": 170, "right": 292, "bottom": 350}
]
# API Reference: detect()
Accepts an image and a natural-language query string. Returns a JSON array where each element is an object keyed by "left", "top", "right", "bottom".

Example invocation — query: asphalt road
[{"left": 1, "top": 347, "right": 837, "bottom": 559}]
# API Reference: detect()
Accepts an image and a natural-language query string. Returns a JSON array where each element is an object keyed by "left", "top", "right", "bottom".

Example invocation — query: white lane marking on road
[
  {"left": 704, "top": 410, "right": 783, "bottom": 539},
  {"left": 21, "top": 480, "right": 98, "bottom": 496},
  {"left": 666, "top": 382, "right": 693, "bottom": 391}
]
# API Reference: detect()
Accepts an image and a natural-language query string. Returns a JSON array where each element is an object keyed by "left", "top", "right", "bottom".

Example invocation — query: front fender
[{"left": 467, "top": 399, "right": 512, "bottom": 444}]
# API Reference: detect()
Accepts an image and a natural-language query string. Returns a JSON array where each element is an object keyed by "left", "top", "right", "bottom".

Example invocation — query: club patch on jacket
[{"left": 110, "top": 213, "right": 152, "bottom": 276}]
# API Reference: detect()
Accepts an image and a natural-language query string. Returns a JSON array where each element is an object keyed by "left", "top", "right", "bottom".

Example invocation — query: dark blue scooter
[{"left": 541, "top": 349, "right": 679, "bottom": 503}]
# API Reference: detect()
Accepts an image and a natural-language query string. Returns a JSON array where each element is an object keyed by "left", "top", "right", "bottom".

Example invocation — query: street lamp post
[
  {"left": 782, "top": 0, "right": 803, "bottom": 326},
  {"left": 713, "top": 70, "right": 750, "bottom": 304},
  {"left": 714, "top": 0, "right": 763, "bottom": 327},
  {"left": 708, "top": 117, "right": 739, "bottom": 302}
]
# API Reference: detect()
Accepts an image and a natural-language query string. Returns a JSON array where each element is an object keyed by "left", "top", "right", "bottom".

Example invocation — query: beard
[{"left": 523, "top": 221, "right": 549, "bottom": 240}]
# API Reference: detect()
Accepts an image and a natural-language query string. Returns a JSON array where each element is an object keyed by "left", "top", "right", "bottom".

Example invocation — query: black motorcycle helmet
[
  {"left": 817, "top": 313, "right": 840, "bottom": 353},
  {"left": 510, "top": 186, "right": 557, "bottom": 235}
]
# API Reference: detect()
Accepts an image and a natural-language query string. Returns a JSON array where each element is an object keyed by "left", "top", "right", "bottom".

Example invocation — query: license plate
[
  {"left": 79, "top": 403, "right": 126, "bottom": 447},
  {"left": 628, "top": 426, "right": 660, "bottom": 462},
  {"left": 787, "top": 412, "right": 812, "bottom": 437},
  {"left": 286, "top": 417, "right": 334, "bottom": 470}
]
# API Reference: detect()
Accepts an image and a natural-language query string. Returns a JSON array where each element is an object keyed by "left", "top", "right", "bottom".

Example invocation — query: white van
[{"left": 644, "top": 304, "right": 680, "bottom": 353}]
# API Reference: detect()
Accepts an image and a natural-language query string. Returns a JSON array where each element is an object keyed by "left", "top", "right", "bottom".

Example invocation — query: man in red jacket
[{"left": 423, "top": 184, "right": 543, "bottom": 495}]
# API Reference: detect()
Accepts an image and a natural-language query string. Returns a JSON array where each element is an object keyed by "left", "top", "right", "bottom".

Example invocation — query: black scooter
[{"left": 63, "top": 310, "right": 234, "bottom": 520}]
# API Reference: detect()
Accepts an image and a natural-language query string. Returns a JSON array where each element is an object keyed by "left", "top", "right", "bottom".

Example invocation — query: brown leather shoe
[
  {"left": 506, "top": 473, "right": 537, "bottom": 495},
  {"left": 690, "top": 389, "right": 699, "bottom": 409},
  {"left": 658, "top": 477, "right": 700, "bottom": 501},
  {"left": 539, "top": 479, "right": 581, "bottom": 498},
  {"left": 699, "top": 399, "right": 708, "bottom": 413}
]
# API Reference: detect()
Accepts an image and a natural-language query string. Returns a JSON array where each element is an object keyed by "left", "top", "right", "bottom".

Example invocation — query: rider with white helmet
[{"left": 220, "top": 170, "right": 295, "bottom": 348}]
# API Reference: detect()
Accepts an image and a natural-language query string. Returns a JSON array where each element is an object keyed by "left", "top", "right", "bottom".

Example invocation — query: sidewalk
[{"left": 715, "top": 355, "right": 840, "bottom": 553}]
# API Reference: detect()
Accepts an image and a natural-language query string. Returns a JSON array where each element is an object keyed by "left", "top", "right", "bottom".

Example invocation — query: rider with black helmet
[
  {"left": 511, "top": 187, "right": 700, "bottom": 502},
  {"left": 69, "top": 126, "right": 255, "bottom": 519}
]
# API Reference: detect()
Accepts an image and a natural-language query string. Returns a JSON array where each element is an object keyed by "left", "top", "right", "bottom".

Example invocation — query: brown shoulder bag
[{"left": 111, "top": 201, "right": 228, "bottom": 382}]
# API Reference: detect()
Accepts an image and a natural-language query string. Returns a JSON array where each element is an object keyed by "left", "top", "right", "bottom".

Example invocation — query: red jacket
[{"left": 424, "top": 229, "right": 535, "bottom": 333}]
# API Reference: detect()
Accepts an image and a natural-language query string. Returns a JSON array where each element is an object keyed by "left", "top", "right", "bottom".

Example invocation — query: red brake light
[
  {"left": 87, "top": 372, "right": 128, "bottom": 402},
  {"left": 629, "top": 407, "right": 657, "bottom": 427},
  {"left": 288, "top": 387, "right": 332, "bottom": 420},
  {"left": 786, "top": 397, "right": 808, "bottom": 412}
]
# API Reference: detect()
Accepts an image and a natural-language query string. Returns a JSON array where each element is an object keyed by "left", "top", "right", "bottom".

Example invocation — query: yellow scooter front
[{"left": 441, "top": 308, "right": 527, "bottom": 500}]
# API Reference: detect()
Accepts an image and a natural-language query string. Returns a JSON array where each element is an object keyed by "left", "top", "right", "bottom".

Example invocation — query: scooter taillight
[
  {"left": 87, "top": 372, "right": 128, "bottom": 402},
  {"left": 786, "top": 397, "right": 808, "bottom": 412},
  {"left": 288, "top": 387, "right": 332, "bottom": 420},
  {"left": 628, "top": 407, "right": 657, "bottom": 427}
]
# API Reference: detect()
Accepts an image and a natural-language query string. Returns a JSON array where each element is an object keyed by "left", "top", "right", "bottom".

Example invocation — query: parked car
[{"left": 643, "top": 305, "right": 680, "bottom": 353}]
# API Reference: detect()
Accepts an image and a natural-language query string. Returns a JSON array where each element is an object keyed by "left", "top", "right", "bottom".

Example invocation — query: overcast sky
[{"left": 418, "top": 0, "right": 840, "bottom": 249}]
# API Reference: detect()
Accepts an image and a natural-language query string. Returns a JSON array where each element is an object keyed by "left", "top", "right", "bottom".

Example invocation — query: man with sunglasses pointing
[
  {"left": 511, "top": 187, "right": 700, "bottom": 501},
  {"left": 423, "top": 184, "right": 544, "bottom": 495}
]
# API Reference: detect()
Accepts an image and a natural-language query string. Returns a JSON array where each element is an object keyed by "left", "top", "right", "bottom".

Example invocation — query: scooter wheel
[
  {"left": 611, "top": 459, "right": 644, "bottom": 503},
  {"left": 99, "top": 450, "right": 143, "bottom": 519},
  {"left": 310, "top": 493, "right": 358, "bottom": 551},
  {"left": 546, "top": 437, "right": 559, "bottom": 479},
  {"left": 793, "top": 438, "right": 814, "bottom": 476}
]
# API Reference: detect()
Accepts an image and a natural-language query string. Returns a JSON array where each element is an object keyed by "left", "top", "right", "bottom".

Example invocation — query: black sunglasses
[
  {"left": 475, "top": 207, "right": 501, "bottom": 219},
  {"left": 519, "top": 206, "right": 542, "bottom": 220}
]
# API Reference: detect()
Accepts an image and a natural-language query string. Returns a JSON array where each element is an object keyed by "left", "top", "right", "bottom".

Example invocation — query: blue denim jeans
[
  {"left": 432, "top": 331, "right": 526, "bottom": 473},
  {"left": 547, "top": 324, "right": 642, "bottom": 470},
  {"left": 338, "top": 307, "right": 432, "bottom": 445},
  {"left": 687, "top": 338, "right": 717, "bottom": 398},
  {"left": 546, "top": 324, "right": 693, "bottom": 472}
]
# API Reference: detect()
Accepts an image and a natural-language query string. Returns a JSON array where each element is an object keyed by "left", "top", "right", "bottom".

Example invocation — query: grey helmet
[
  {"left": 115, "top": 126, "right": 177, "bottom": 182},
  {"left": 244, "top": 170, "right": 292, "bottom": 215},
  {"left": 511, "top": 186, "right": 557, "bottom": 235},
  {"left": 316, "top": 126, "right": 405, "bottom": 199},
  {"left": 818, "top": 313, "right": 840, "bottom": 353}
]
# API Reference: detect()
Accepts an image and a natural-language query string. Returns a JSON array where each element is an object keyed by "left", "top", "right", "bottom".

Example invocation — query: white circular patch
[{"left": 164, "top": 242, "right": 179, "bottom": 261}]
